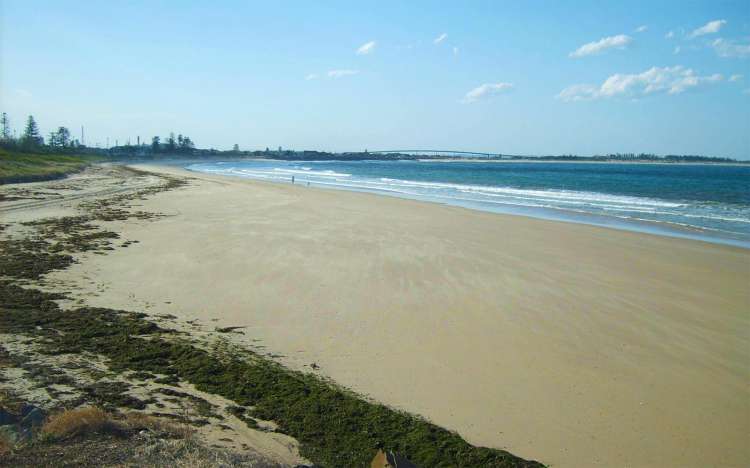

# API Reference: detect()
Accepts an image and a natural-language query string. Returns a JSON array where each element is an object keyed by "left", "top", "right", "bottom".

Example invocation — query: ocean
[{"left": 186, "top": 159, "right": 750, "bottom": 248}]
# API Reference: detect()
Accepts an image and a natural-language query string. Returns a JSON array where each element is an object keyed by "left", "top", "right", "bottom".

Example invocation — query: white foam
[
  {"left": 274, "top": 168, "right": 350, "bottom": 177},
  {"left": 186, "top": 162, "right": 750, "bottom": 244},
  {"left": 379, "top": 178, "right": 683, "bottom": 208}
]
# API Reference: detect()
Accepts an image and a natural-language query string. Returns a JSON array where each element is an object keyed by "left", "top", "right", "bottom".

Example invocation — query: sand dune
[{"left": 49, "top": 164, "right": 750, "bottom": 467}]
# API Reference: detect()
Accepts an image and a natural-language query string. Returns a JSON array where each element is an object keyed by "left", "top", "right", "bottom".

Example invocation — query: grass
[
  {"left": 42, "top": 407, "right": 120, "bottom": 440},
  {"left": 121, "top": 412, "right": 194, "bottom": 439},
  {"left": 41, "top": 407, "right": 192, "bottom": 441},
  {"left": 125, "top": 437, "right": 284, "bottom": 468},
  {"left": 0, "top": 148, "right": 102, "bottom": 184},
  {"left": 1, "top": 407, "right": 280, "bottom": 467}
]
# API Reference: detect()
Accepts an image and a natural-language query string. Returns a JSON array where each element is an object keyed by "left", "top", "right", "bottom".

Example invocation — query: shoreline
[
  {"left": 183, "top": 162, "right": 750, "bottom": 250},
  {"left": 35, "top": 163, "right": 749, "bottom": 468}
]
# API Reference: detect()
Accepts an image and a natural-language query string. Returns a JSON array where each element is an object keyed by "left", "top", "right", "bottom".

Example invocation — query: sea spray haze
[{"left": 189, "top": 160, "right": 750, "bottom": 247}]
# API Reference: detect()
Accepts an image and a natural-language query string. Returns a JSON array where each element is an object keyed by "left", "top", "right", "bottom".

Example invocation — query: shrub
[{"left": 41, "top": 407, "right": 119, "bottom": 439}]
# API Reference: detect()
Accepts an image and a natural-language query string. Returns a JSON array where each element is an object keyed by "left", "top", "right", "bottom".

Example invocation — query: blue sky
[{"left": 1, "top": 1, "right": 749, "bottom": 158}]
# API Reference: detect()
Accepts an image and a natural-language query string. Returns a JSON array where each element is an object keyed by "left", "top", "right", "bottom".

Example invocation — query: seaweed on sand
[
  {"left": 0, "top": 168, "right": 543, "bottom": 467},
  {"left": 0, "top": 280, "right": 543, "bottom": 468}
]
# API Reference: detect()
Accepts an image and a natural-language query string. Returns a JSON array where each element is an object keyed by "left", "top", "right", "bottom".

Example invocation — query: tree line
[
  {"left": 149, "top": 133, "right": 194, "bottom": 154},
  {"left": 0, "top": 112, "right": 196, "bottom": 156},
  {"left": 1, "top": 113, "right": 82, "bottom": 153},
  {"left": 1, "top": 111, "right": 740, "bottom": 162}
]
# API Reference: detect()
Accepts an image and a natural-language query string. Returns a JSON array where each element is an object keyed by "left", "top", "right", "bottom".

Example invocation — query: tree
[
  {"left": 178, "top": 135, "right": 194, "bottom": 153},
  {"left": 233, "top": 144, "right": 239, "bottom": 152},
  {"left": 21, "top": 115, "right": 43, "bottom": 149},
  {"left": 51, "top": 127, "right": 71, "bottom": 148},
  {"left": 151, "top": 136, "right": 160, "bottom": 153},
  {"left": 0, "top": 113, "right": 10, "bottom": 141},
  {"left": 166, "top": 132, "right": 176, "bottom": 152}
]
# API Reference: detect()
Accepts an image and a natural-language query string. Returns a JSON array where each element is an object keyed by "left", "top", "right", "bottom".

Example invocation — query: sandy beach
[{"left": 33, "top": 164, "right": 750, "bottom": 467}]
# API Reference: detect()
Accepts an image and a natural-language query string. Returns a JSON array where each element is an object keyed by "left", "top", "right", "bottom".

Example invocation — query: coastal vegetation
[
  {"left": 0, "top": 406, "right": 283, "bottom": 466},
  {"left": 0, "top": 113, "right": 102, "bottom": 183},
  {"left": 0, "top": 148, "right": 101, "bottom": 184}
]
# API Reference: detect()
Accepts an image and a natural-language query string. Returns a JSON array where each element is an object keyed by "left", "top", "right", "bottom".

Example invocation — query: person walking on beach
[{"left": 292, "top": 176, "right": 295, "bottom": 184}]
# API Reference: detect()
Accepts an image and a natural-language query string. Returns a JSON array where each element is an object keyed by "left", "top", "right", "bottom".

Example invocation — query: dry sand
[{"left": 44, "top": 164, "right": 750, "bottom": 467}]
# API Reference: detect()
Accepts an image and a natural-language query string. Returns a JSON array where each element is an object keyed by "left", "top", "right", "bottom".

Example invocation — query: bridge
[{"left": 364, "top": 150, "right": 508, "bottom": 158}]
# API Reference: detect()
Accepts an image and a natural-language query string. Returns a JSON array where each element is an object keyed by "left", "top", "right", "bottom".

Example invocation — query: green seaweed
[
  {"left": 0, "top": 281, "right": 542, "bottom": 467},
  {"left": 0, "top": 238, "right": 75, "bottom": 279}
]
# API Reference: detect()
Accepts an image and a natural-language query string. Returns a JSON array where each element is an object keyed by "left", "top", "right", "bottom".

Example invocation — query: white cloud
[
  {"left": 327, "top": 69, "right": 359, "bottom": 78},
  {"left": 356, "top": 40, "right": 376, "bottom": 55},
  {"left": 556, "top": 84, "right": 599, "bottom": 102},
  {"left": 689, "top": 19, "right": 726, "bottom": 38},
  {"left": 569, "top": 34, "right": 632, "bottom": 58},
  {"left": 557, "top": 66, "right": 723, "bottom": 101},
  {"left": 729, "top": 74, "right": 743, "bottom": 82},
  {"left": 635, "top": 25, "right": 648, "bottom": 33},
  {"left": 305, "top": 73, "right": 318, "bottom": 80},
  {"left": 434, "top": 33, "right": 447, "bottom": 44},
  {"left": 711, "top": 38, "right": 750, "bottom": 58},
  {"left": 462, "top": 82, "right": 513, "bottom": 103},
  {"left": 453, "top": 46, "right": 459, "bottom": 56},
  {"left": 673, "top": 46, "right": 681, "bottom": 54},
  {"left": 665, "top": 30, "right": 675, "bottom": 39}
]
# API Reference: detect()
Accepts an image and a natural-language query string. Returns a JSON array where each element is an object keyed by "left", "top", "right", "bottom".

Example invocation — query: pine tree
[
  {"left": 56, "top": 127, "right": 71, "bottom": 147},
  {"left": 0, "top": 113, "right": 10, "bottom": 141},
  {"left": 166, "top": 132, "right": 176, "bottom": 152},
  {"left": 178, "top": 135, "right": 194, "bottom": 153},
  {"left": 22, "top": 115, "right": 43, "bottom": 149}
]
